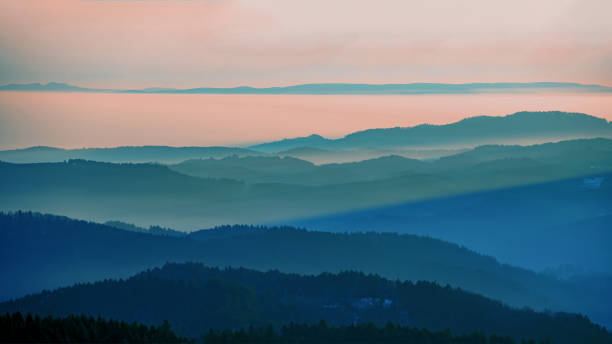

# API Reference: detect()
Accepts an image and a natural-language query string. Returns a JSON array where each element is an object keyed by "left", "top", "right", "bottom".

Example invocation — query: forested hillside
[
  {"left": 0, "top": 312, "right": 187, "bottom": 343},
  {"left": 1, "top": 263, "right": 610, "bottom": 344},
  {"left": 2, "top": 212, "right": 611, "bottom": 329},
  {"left": 203, "top": 322, "right": 543, "bottom": 344}
]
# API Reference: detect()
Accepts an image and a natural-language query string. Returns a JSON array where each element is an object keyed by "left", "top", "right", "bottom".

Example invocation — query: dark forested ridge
[
  {"left": 203, "top": 322, "right": 546, "bottom": 344},
  {"left": 0, "top": 113, "right": 611, "bottom": 343},
  {"left": 0, "top": 312, "right": 563, "bottom": 344},
  {"left": 1, "top": 211, "right": 611, "bottom": 329},
  {"left": 1, "top": 263, "right": 610, "bottom": 344},
  {"left": 0, "top": 312, "right": 187, "bottom": 343},
  {"left": 104, "top": 220, "right": 187, "bottom": 237}
]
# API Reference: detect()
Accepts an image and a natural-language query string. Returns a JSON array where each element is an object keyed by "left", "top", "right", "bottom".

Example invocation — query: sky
[
  {"left": 1, "top": 0, "right": 611, "bottom": 88},
  {"left": 0, "top": 0, "right": 611, "bottom": 149},
  {"left": 1, "top": 92, "right": 611, "bottom": 149}
]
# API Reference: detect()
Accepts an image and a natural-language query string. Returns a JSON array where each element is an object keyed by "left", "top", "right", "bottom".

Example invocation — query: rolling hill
[
  {"left": 0, "top": 145, "right": 261, "bottom": 164},
  {"left": 171, "top": 138, "right": 612, "bottom": 186},
  {"left": 250, "top": 111, "right": 612, "bottom": 152},
  {"left": 1, "top": 212, "right": 611, "bottom": 329},
  {"left": 2, "top": 112, "right": 610, "bottom": 165},
  {"left": 288, "top": 173, "right": 612, "bottom": 275},
  {"left": 1, "top": 138, "right": 612, "bottom": 229},
  {"left": 170, "top": 155, "right": 427, "bottom": 185},
  {"left": 1, "top": 262, "right": 610, "bottom": 343},
  {"left": 171, "top": 155, "right": 318, "bottom": 183}
]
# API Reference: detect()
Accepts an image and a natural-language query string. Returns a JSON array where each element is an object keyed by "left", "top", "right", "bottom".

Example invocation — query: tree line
[
  {"left": 203, "top": 321, "right": 553, "bottom": 344},
  {"left": 0, "top": 313, "right": 556, "bottom": 344},
  {"left": 3, "top": 262, "right": 610, "bottom": 343},
  {"left": 0, "top": 312, "right": 188, "bottom": 343}
]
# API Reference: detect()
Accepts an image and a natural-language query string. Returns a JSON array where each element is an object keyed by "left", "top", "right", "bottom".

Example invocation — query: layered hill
[
  {"left": 251, "top": 111, "right": 612, "bottom": 152},
  {"left": 288, "top": 172, "right": 612, "bottom": 276},
  {"left": 0, "top": 146, "right": 260, "bottom": 164},
  {"left": 1, "top": 262, "right": 610, "bottom": 343},
  {"left": 170, "top": 155, "right": 426, "bottom": 185},
  {"left": 1, "top": 212, "right": 611, "bottom": 329},
  {"left": 277, "top": 146, "right": 468, "bottom": 164},
  {"left": 2, "top": 112, "right": 611, "bottom": 165},
  {"left": 1, "top": 138, "right": 611, "bottom": 228},
  {"left": 171, "top": 155, "right": 318, "bottom": 183},
  {"left": 172, "top": 138, "right": 612, "bottom": 186}
]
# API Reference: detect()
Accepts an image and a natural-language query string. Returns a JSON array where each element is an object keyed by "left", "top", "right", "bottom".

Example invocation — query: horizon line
[
  {"left": 1, "top": 81, "right": 612, "bottom": 95},
  {"left": 1, "top": 111, "right": 609, "bottom": 152}
]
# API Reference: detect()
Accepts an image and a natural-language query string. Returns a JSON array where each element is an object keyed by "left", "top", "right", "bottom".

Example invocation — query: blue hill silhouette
[
  {"left": 2, "top": 81, "right": 611, "bottom": 94},
  {"left": 251, "top": 111, "right": 612, "bottom": 152}
]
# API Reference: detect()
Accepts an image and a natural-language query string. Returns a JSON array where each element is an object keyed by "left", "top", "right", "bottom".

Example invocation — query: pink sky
[
  {"left": 0, "top": 0, "right": 611, "bottom": 87},
  {"left": 1, "top": 92, "right": 610, "bottom": 149},
  {"left": 1, "top": 1, "right": 610, "bottom": 149}
]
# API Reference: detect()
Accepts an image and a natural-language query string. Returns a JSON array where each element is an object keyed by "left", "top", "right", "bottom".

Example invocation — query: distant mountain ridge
[
  {"left": 2, "top": 138, "right": 612, "bottom": 228},
  {"left": 0, "top": 145, "right": 261, "bottom": 164},
  {"left": 174, "top": 138, "right": 612, "bottom": 186},
  {"left": 1, "top": 81, "right": 611, "bottom": 94},
  {"left": 3, "top": 112, "right": 610, "bottom": 164},
  {"left": 251, "top": 111, "right": 612, "bottom": 152},
  {"left": 0, "top": 82, "right": 104, "bottom": 92}
]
